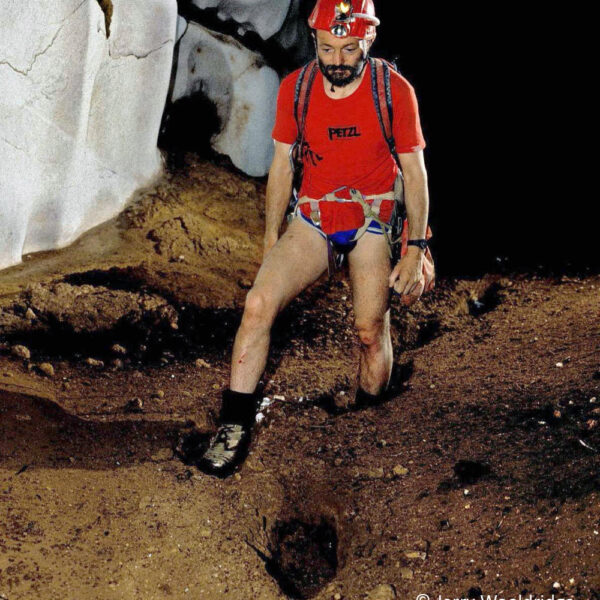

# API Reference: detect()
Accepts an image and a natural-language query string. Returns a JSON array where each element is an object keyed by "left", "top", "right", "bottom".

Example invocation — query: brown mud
[{"left": 1, "top": 156, "right": 599, "bottom": 600}]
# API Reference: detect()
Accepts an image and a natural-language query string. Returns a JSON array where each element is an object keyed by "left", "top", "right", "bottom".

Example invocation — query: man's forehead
[{"left": 315, "top": 29, "right": 360, "bottom": 46}]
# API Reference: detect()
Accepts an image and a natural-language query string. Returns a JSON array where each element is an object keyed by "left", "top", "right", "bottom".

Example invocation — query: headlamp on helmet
[
  {"left": 309, "top": 0, "right": 380, "bottom": 42},
  {"left": 330, "top": 2, "right": 379, "bottom": 38}
]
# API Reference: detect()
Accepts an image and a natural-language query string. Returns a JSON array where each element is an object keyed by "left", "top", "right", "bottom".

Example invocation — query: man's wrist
[{"left": 405, "top": 244, "right": 425, "bottom": 255}]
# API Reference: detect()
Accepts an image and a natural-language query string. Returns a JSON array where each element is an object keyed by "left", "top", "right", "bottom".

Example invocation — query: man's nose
[{"left": 332, "top": 50, "right": 344, "bottom": 65}]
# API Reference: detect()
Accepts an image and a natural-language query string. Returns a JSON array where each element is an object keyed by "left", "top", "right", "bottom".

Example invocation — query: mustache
[{"left": 324, "top": 65, "right": 353, "bottom": 73}]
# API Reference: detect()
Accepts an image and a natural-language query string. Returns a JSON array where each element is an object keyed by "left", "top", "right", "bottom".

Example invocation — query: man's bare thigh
[{"left": 252, "top": 217, "right": 329, "bottom": 312}]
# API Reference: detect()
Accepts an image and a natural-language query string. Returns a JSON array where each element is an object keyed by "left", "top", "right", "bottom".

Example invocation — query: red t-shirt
[{"left": 272, "top": 62, "right": 426, "bottom": 202}]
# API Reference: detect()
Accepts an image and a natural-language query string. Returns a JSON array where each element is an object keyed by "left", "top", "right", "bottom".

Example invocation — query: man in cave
[{"left": 197, "top": 0, "right": 431, "bottom": 477}]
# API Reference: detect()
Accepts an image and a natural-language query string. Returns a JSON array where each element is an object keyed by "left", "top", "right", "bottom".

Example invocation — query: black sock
[{"left": 219, "top": 389, "right": 260, "bottom": 427}]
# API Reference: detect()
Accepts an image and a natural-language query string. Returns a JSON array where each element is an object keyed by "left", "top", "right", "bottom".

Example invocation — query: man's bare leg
[
  {"left": 230, "top": 218, "right": 328, "bottom": 393},
  {"left": 348, "top": 232, "right": 393, "bottom": 395}
]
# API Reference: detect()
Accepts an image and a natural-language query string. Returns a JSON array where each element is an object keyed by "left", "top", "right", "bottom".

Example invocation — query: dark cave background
[{"left": 163, "top": 2, "right": 591, "bottom": 278}]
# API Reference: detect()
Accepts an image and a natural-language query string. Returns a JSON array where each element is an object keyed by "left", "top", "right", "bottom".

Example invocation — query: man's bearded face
[
  {"left": 318, "top": 54, "right": 365, "bottom": 87},
  {"left": 315, "top": 30, "right": 368, "bottom": 88}
]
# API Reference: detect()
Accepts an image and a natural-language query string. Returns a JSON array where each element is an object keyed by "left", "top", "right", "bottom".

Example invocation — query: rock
[
  {"left": 591, "top": 408, "right": 600, "bottom": 416},
  {"left": 366, "top": 584, "right": 396, "bottom": 599},
  {"left": 357, "top": 467, "right": 385, "bottom": 480},
  {"left": 191, "top": 0, "right": 291, "bottom": 40},
  {"left": 85, "top": 357, "right": 104, "bottom": 368},
  {"left": 400, "top": 568, "right": 413, "bottom": 579},
  {"left": 195, "top": 358, "right": 211, "bottom": 368},
  {"left": 199, "top": 527, "right": 212, "bottom": 538},
  {"left": 404, "top": 550, "right": 427, "bottom": 560},
  {"left": 25, "top": 308, "right": 37, "bottom": 320},
  {"left": 125, "top": 397, "right": 144, "bottom": 413},
  {"left": 586, "top": 419, "right": 598, "bottom": 431},
  {"left": 152, "top": 390, "right": 165, "bottom": 399},
  {"left": 38, "top": 362, "right": 55, "bottom": 377},
  {"left": 172, "top": 22, "right": 279, "bottom": 176},
  {"left": 0, "top": 0, "right": 178, "bottom": 270},
  {"left": 111, "top": 344, "right": 127, "bottom": 356},
  {"left": 238, "top": 278, "right": 253, "bottom": 289},
  {"left": 11, "top": 344, "right": 31, "bottom": 359},
  {"left": 392, "top": 464, "right": 408, "bottom": 477},
  {"left": 111, "top": 358, "right": 124, "bottom": 369}
]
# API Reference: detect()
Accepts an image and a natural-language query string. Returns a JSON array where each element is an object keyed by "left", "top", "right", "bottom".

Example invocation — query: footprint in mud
[
  {"left": 174, "top": 429, "right": 211, "bottom": 466},
  {"left": 437, "top": 459, "right": 493, "bottom": 491},
  {"left": 248, "top": 517, "right": 338, "bottom": 600},
  {"left": 314, "top": 361, "right": 414, "bottom": 415}
]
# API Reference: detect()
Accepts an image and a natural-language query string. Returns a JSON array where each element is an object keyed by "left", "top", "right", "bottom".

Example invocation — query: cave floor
[{"left": 1, "top": 156, "right": 599, "bottom": 600}]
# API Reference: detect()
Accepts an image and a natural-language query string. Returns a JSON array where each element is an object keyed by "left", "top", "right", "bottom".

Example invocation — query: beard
[{"left": 318, "top": 56, "right": 366, "bottom": 88}]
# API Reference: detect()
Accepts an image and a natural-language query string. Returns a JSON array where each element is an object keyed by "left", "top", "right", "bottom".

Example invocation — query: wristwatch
[{"left": 407, "top": 239, "right": 428, "bottom": 251}]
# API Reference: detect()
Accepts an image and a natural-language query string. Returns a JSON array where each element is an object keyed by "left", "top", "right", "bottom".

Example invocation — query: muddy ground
[{"left": 1, "top": 155, "right": 599, "bottom": 600}]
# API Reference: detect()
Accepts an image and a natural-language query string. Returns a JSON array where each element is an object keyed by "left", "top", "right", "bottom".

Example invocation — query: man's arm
[
  {"left": 263, "top": 140, "right": 293, "bottom": 259},
  {"left": 389, "top": 149, "right": 429, "bottom": 295}
]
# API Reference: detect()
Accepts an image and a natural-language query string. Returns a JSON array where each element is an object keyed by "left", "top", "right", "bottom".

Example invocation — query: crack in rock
[
  {"left": 109, "top": 39, "right": 174, "bottom": 61},
  {"left": 96, "top": 0, "right": 113, "bottom": 38},
  {"left": 0, "top": 0, "right": 87, "bottom": 77}
]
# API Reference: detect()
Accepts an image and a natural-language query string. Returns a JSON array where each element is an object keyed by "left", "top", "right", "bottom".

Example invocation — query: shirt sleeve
[
  {"left": 271, "top": 72, "right": 299, "bottom": 145},
  {"left": 391, "top": 74, "right": 427, "bottom": 153}
]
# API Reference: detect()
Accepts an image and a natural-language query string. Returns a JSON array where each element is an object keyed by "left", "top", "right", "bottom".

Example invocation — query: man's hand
[{"left": 389, "top": 246, "right": 424, "bottom": 297}]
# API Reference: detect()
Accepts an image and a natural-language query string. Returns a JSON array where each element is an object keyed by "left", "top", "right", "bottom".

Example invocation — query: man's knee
[
  {"left": 355, "top": 317, "right": 387, "bottom": 349},
  {"left": 242, "top": 287, "right": 278, "bottom": 328}
]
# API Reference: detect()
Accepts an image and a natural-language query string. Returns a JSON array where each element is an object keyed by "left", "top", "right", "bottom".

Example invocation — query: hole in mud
[
  {"left": 468, "top": 282, "right": 504, "bottom": 316},
  {"left": 174, "top": 429, "right": 211, "bottom": 466},
  {"left": 415, "top": 317, "right": 442, "bottom": 347},
  {"left": 438, "top": 459, "right": 493, "bottom": 492},
  {"left": 453, "top": 459, "right": 492, "bottom": 484},
  {"left": 266, "top": 518, "right": 338, "bottom": 599}
]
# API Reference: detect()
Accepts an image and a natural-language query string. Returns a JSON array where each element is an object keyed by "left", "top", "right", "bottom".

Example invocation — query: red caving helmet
[{"left": 308, "top": 0, "right": 380, "bottom": 41}]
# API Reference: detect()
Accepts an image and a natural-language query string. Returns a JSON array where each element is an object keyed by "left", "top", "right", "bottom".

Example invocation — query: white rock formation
[
  {"left": 0, "top": 0, "right": 177, "bottom": 270},
  {"left": 191, "top": 0, "right": 291, "bottom": 40},
  {"left": 172, "top": 22, "right": 279, "bottom": 177}
]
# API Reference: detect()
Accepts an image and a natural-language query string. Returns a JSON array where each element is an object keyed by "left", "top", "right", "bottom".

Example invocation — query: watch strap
[{"left": 407, "top": 239, "right": 428, "bottom": 250}]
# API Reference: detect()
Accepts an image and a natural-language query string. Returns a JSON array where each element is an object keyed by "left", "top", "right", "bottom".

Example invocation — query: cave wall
[{"left": 0, "top": 0, "right": 178, "bottom": 269}]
